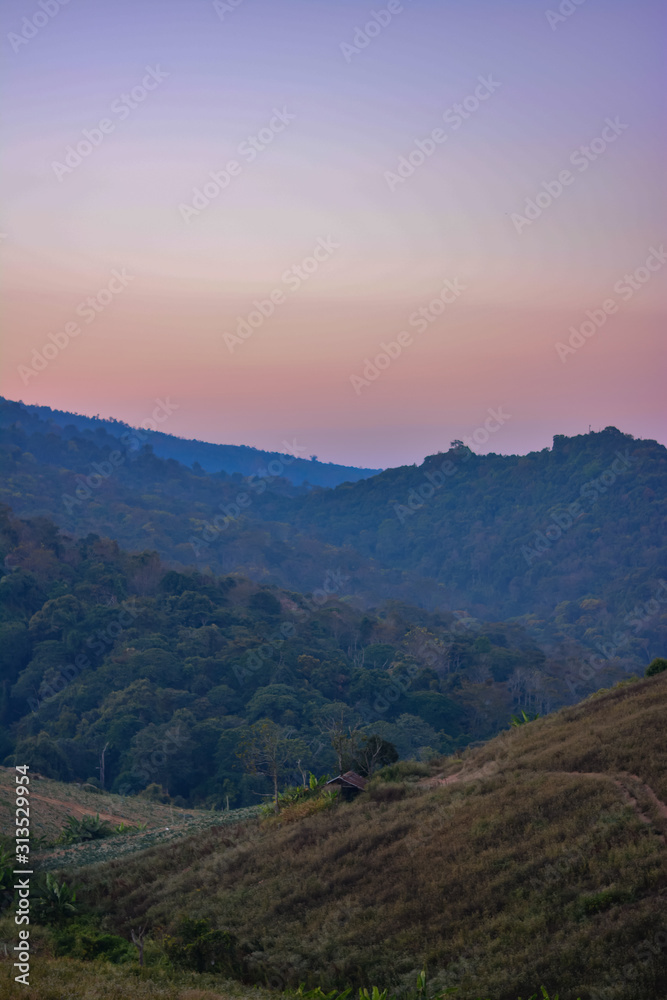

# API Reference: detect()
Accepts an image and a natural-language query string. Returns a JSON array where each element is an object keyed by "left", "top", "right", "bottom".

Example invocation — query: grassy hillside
[
  {"left": 0, "top": 766, "right": 195, "bottom": 842},
  {"left": 0, "top": 956, "right": 281, "bottom": 1000},
  {"left": 51, "top": 673, "right": 667, "bottom": 1000}
]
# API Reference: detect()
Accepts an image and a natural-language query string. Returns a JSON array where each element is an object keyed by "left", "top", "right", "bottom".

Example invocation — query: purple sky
[{"left": 2, "top": 0, "right": 665, "bottom": 467}]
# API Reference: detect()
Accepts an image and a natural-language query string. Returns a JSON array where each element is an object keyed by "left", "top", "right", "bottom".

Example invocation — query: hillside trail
[
  {"left": 567, "top": 771, "right": 667, "bottom": 839},
  {"left": 422, "top": 766, "right": 667, "bottom": 840},
  {"left": 29, "top": 791, "right": 130, "bottom": 826}
]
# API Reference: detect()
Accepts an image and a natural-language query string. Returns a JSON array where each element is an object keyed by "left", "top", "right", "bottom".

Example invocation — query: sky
[{"left": 1, "top": 0, "right": 665, "bottom": 469}]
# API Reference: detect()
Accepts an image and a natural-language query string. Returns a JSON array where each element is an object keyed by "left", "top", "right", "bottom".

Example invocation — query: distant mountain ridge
[
  {"left": 0, "top": 398, "right": 380, "bottom": 487},
  {"left": 0, "top": 397, "right": 665, "bottom": 665}
]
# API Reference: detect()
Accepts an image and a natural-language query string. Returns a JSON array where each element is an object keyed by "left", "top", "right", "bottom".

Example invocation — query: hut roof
[{"left": 326, "top": 770, "right": 367, "bottom": 790}]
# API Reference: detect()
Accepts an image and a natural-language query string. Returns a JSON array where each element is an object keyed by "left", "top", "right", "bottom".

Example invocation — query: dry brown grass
[
  {"left": 0, "top": 956, "right": 276, "bottom": 1000},
  {"left": 463, "top": 673, "right": 667, "bottom": 801},
  {"left": 60, "top": 674, "right": 667, "bottom": 1000}
]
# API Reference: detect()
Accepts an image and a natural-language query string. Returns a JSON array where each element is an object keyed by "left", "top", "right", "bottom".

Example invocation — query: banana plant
[
  {"left": 294, "top": 986, "right": 351, "bottom": 1000},
  {"left": 360, "top": 988, "right": 388, "bottom": 1000},
  {"left": 57, "top": 812, "right": 114, "bottom": 844},
  {"left": 34, "top": 873, "right": 78, "bottom": 926},
  {"left": 510, "top": 709, "right": 540, "bottom": 727}
]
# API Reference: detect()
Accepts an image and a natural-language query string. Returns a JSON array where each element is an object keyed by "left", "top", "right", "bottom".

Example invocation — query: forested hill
[
  {"left": 0, "top": 507, "right": 605, "bottom": 807},
  {"left": 262, "top": 425, "right": 667, "bottom": 648},
  {"left": 0, "top": 402, "right": 665, "bottom": 663},
  {"left": 0, "top": 397, "right": 380, "bottom": 486}
]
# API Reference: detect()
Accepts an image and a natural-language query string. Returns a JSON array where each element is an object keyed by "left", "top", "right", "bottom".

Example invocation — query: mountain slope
[
  {"left": 0, "top": 401, "right": 438, "bottom": 609},
  {"left": 70, "top": 673, "right": 667, "bottom": 1000},
  {"left": 0, "top": 397, "right": 380, "bottom": 486},
  {"left": 1, "top": 402, "right": 665, "bottom": 663},
  {"left": 269, "top": 426, "right": 666, "bottom": 622}
]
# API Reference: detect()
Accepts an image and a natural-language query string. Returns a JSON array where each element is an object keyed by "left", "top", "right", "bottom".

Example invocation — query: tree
[
  {"left": 0, "top": 622, "right": 30, "bottom": 686},
  {"left": 316, "top": 704, "right": 362, "bottom": 773},
  {"left": 98, "top": 740, "right": 110, "bottom": 789},
  {"left": 353, "top": 734, "right": 398, "bottom": 777},
  {"left": 130, "top": 925, "right": 148, "bottom": 967},
  {"left": 238, "top": 719, "right": 304, "bottom": 813}
]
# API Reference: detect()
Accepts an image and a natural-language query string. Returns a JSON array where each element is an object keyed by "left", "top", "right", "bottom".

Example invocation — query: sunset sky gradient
[{"left": 2, "top": 0, "right": 665, "bottom": 468}]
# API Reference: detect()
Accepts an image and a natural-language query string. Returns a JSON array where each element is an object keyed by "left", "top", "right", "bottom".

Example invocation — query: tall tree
[
  {"left": 238, "top": 719, "right": 304, "bottom": 813},
  {"left": 353, "top": 734, "right": 398, "bottom": 777},
  {"left": 316, "top": 704, "right": 361, "bottom": 773}
]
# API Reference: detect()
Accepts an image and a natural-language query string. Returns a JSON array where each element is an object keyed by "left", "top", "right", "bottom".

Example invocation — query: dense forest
[
  {"left": 0, "top": 505, "right": 617, "bottom": 808},
  {"left": 1, "top": 399, "right": 665, "bottom": 665}
]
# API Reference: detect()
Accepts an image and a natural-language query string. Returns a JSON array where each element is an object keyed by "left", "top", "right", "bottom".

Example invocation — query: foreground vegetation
[
  {"left": 4, "top": 673, "right": 662, "bottom": 1000},
  {"left": 0, "top": 953, "right": 577, "bottom": 1000},
  {"left": 0, "top": 952, "right": 279, "bottom": 1000}
]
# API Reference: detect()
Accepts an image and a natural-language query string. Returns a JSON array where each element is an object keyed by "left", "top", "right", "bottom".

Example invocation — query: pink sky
[{"left": 1, "top": 0, "right": 665, "bottom": 467}]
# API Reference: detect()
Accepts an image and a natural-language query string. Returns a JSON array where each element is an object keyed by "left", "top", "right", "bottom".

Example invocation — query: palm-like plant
[
  {"left": 35, "top": 873, "right": 78, "bottom": 926},
  {"left": 360, "top": 988, "right": 388, "bottom": 1000},
  {"left": 510, "top": 709, "right": 540, "bottom": 727},
  {"left": 57, "top": 813, "right": 114, "bottom": 844}
]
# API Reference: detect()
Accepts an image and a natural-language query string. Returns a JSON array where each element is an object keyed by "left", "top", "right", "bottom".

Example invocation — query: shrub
[
  {"left": 646, "top": 657, "right": 667, "bottom": 677},
  {"left": 574, "top": 887, "right": 632, "bottom": 918},
  {"left": 114, "top": 821, "right": 146, "bottom": 834},
  {"left": 79, "top": 931, "right": 134, "bottom": 963},
  {"left": 53, "top": 925, "right": 134, "bottom": 964},
  {"left": 140, "top": 782, "right": 171, "bottom": 803},
  {"left": 374, "top": 760, "right": 432, "bottom": 783},
  {"left": 277, "top": 790, "right": 339, "bottom": 823},
  {"left": 164, "top": 916, "right": 245, "bottom": 976}
]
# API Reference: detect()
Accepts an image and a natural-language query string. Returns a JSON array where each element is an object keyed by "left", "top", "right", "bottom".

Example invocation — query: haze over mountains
[
  {"left": 0, "top": 398, "right": 380, "bottom": 487},
  {"left": 1, "top": 397, "right": 665, "bottom": 670}
]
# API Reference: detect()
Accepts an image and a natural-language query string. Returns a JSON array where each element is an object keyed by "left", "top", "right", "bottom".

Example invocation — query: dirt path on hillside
[
  {"left": 420, "top": 761, "right": 499, "bottom": 788},
  {"left": 562, "top": 771, "right": 667, "bottom": 840},
  {"left": 421, "top": 766, "right": 667, "bottom": 840},
  {"left": 29, "top": 792, "right": 130, "bottom": 826},
  {"left": 616, "top": 772, "right": 667, "bottom": 821}
]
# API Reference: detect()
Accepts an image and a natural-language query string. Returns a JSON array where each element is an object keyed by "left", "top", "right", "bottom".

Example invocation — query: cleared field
[{"left": 0, "top": 767, "right": 261, "bottom": 870}]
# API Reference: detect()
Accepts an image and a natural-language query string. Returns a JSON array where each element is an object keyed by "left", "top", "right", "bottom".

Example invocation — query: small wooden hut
[{"left": 326, "top": 770, "right": 367, "bottom": 800}]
